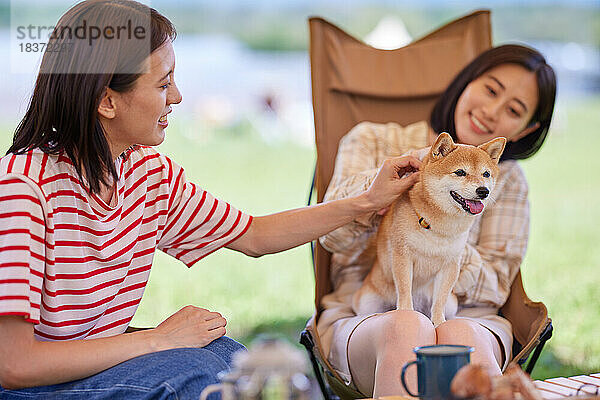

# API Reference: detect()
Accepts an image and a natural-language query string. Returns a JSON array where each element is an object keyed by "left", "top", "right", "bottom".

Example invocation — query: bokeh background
[{"left": 1, "top": 0, "right": 599, "bottom": 380}]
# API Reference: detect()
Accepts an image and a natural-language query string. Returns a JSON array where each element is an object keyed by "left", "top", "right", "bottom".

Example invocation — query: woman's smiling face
[
  {"left": 100, "top": 41, "right": 182, "bottom": 158},
  {"left": 454, "top": 63, "right": 539, "bottom": 147}
]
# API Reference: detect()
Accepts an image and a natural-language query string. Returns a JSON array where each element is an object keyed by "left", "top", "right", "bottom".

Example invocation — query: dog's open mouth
[{"left": 450, "top": 191, "right": 484, "bottom": 215}]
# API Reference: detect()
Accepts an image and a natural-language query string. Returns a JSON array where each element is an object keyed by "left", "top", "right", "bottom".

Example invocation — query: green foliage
[
  {"left": 159, "top": 4, "right": 600, "bottom": 51},
  {"left": 0, "top": 2, "right": 8, "bottom": 26},
  {"left": 1, "top": 3, "right": 598, "bottom": 49},
  {"left": 231, "top": 11, "right": 309, "bottom": 52},
  {"left": 493, "top": 5, "right": 599, "bottom": 46}
]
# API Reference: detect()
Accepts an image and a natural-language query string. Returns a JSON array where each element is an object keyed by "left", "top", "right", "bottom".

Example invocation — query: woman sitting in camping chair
[{"left": 317, "top": 44, "right": 556, "bottom": 397}]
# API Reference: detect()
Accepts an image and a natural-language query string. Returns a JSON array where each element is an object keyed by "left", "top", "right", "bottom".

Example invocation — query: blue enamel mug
[{"left": 400, "top": 344, "right": 474, "bottom": 399}]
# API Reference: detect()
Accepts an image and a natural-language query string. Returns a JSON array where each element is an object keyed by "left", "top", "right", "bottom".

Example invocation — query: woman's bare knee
[
  {"left": 436, "top": 319, "right": 484, "bottom": 345},
  {"left": 347, "top": 310, "right": 435, "bottom": 396},
  {"left": 436, "top": 319, "right": 501, "bottom": 373},
  {"left": 377, "top": 310, "right": 436, "bottom": 350}
]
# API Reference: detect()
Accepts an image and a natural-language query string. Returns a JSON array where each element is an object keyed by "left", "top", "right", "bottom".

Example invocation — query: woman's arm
[
  {"left": 0, "top": 306, "right": 226, "bottom": 389},
  {"left": 227, "top": 155, "right": 421, "bottom": 257},
  {"left": 453, "top": 162, "right": 530, "bottom": 307},
  {"left": 228, "top": 122, "right": 426, "bottom": 256}
]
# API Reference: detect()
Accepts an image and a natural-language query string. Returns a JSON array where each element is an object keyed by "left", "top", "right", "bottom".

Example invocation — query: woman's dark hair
[
  {"left": 8, "top": 0, "right": 176, "bottom": 194},
  {"left": 430, "top": 44, "right": 556, "bottom": 161}
]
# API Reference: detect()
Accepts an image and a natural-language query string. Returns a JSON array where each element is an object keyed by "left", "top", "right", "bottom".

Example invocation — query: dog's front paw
[{"left": 432, "top": 315, "right": 446, "bottom": 327}]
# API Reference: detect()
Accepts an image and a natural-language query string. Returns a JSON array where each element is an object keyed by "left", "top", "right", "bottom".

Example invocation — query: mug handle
[
  {"left": 199, "top": 383, "right": 224, "bottom": 400},
  {"left": 400, "top": 360, "right": 421, "bottom": 398}
]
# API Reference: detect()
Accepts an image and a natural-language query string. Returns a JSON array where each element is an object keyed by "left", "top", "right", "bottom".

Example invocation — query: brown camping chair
[{"left": 300, "top": 10, "right": 553, "bottom": 400}]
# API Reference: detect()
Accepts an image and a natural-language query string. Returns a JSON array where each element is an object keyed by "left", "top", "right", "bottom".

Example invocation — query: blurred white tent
[{"left": 365, "top": 16, "right": 412, "bottom": 50}]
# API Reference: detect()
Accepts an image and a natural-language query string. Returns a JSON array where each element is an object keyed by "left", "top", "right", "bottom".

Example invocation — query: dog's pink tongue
[{"left": 466, "top": 200, "right": 484, "bottom": 214}]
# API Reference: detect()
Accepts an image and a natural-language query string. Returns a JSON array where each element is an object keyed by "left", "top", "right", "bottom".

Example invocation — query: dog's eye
[
  {"left": 454, "top": 169, "right": 467, "bottom": 177},
  {"left": 483, "top": 171, "right": 490, "bottom": 178}
]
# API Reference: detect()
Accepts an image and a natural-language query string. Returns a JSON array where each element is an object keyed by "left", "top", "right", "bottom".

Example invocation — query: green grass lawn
[
  {"left": 129, "top": 120, "right": 317, "bottom": 341},
  {"left": 519, "top": 95, "right": 600, "bottom": 378},
  {"left": 1, "top": 96, "right": 598, "bottom": 380}
]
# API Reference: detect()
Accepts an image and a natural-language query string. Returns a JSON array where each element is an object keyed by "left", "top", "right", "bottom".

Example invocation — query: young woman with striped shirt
[{"left": 0, "top": 1, "right": 420, "bottom": 398}]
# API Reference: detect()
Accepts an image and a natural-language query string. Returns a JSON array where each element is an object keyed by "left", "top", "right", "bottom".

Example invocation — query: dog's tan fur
[{"left": 352, "top": 133, "right": 506, "bottom": 326}]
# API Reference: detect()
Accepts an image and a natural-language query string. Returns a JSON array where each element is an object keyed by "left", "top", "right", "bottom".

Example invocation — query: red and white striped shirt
[{"left": 0, "top": 146, "right": 252, "bottom": 340}]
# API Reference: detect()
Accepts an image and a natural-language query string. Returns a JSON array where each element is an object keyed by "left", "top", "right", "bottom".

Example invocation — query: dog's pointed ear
[
  {"left": 430, "top": 132, "right": 457, "bottom": 161},
  {"left": 478, "top": 137, "right": 507, "bottom": 164}
]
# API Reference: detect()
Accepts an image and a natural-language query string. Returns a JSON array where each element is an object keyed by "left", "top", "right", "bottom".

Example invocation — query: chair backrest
[{"left": 310, "top": 10, "right": 492, "bottom": 316}]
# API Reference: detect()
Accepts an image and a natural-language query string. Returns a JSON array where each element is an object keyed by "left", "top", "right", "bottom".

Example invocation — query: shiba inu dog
[{"left": 352, "top": 133, "right": 506, "bottom": 326}]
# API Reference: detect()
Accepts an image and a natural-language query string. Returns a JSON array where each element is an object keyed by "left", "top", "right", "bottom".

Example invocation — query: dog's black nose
[{"left": 476, "top": 187, "right": 489, "bottom": 199}]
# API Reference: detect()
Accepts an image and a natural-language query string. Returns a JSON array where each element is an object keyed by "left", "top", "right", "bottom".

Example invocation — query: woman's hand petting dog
[{"left": 364, "top": 155, "right": 421, "bottom": 215}]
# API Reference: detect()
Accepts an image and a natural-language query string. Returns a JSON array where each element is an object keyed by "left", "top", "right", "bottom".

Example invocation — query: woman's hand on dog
[
  {"left": 364, "top": 155, "right": 421, "bottom": 215},
  {"left": 148, "top": 305, "right": 227, "bottom": 351}
]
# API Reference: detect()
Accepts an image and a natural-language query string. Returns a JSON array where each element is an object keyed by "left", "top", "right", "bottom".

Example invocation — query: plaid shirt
[{"left": 319, "top": 121, "right": 530, "bottom": 308}]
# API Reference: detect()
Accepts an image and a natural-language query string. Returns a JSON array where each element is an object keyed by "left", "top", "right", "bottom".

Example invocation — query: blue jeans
[{"left": 0, "top": 336, "right": 245, "bottom": 399}]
